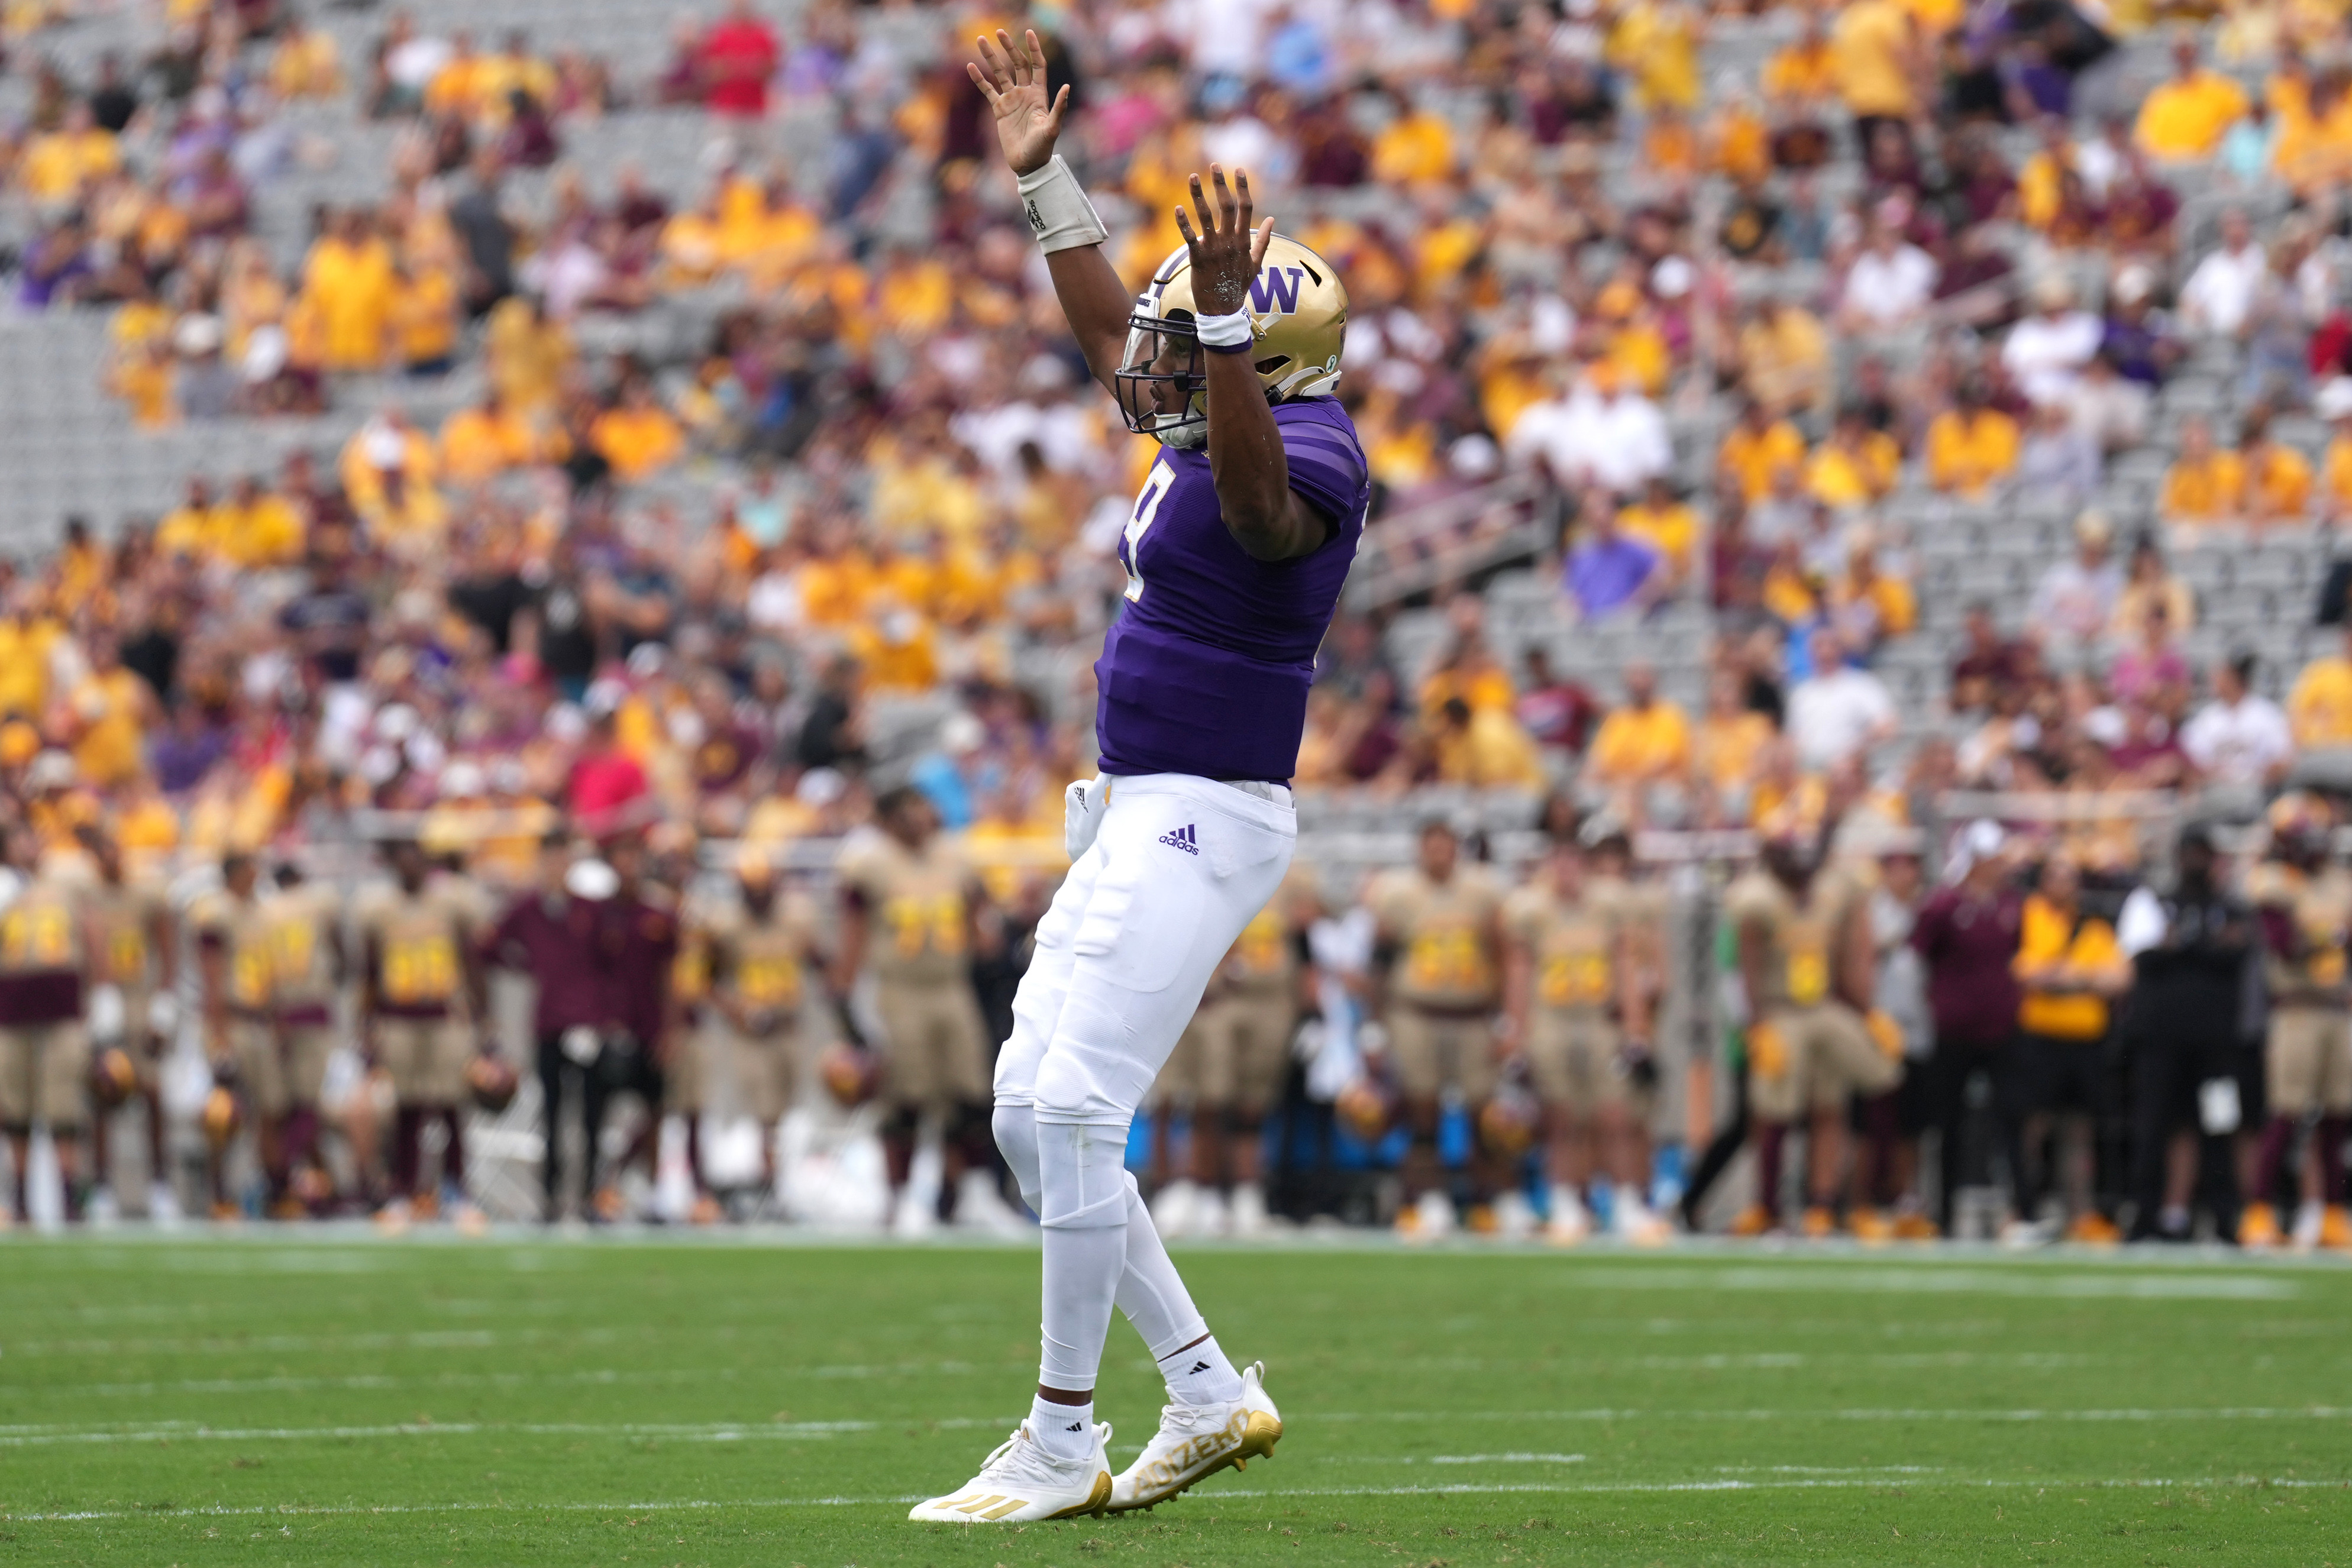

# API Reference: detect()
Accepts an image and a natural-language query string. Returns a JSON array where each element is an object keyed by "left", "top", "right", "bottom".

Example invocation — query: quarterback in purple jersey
[{"left": 907, "top": 30, "right": 1365, "bottom": 1526}]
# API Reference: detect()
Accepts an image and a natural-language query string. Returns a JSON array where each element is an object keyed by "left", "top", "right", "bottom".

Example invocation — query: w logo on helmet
[{"left": 1249, "top": 266, "right": 1306, "bottom": 314}]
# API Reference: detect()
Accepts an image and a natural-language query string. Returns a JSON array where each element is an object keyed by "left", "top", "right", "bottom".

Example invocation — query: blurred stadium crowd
[{"left": 0, "top": 0, "right": 2350, "bottom": 1246}]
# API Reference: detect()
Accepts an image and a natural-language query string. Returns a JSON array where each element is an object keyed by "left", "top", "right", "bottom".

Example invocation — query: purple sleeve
[{"left": 1278, "top": 409, "right": 1369, "bottom": 529}]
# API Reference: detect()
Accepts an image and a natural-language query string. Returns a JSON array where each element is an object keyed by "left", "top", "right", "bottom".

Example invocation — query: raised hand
[
  {"left": 967, "top": 28, "right": 1068, "bottom": 177},
  {"left": 1174, "top": 165, "right": 1274, "bottom": 317}
]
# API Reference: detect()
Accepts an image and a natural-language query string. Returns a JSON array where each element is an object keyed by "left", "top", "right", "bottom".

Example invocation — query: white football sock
[
  {"left": 1030, "top": 1393, "right": 1096, "bottom": 1461},
  {"left": 1117, "top": 1178, "right": 1209, "bottom": 1355},
  {"left": 1036, "top": 1120, "right": 1130, "bottom": 1392},
  {"left": 1155, "top": 1333, "right": 1243, "bottom": 1407}
]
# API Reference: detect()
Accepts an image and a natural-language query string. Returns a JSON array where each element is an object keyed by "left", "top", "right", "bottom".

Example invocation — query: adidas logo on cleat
[{"left": 1158, "top": 824, "right": 1199, "bottom": 854}]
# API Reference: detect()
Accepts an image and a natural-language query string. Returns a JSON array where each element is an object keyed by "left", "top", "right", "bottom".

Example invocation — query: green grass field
[{"left": 2, "top": 1236, "right": 2348, "bottom": 1566}]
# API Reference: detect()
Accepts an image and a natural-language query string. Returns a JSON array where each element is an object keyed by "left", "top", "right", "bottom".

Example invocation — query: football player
[
  {"left": 833, "top": 785, "right": 997, "bottom": 1234},
  {"left": 1152, "top": 865, "right": 1320, "bottom": 1238},
  {"left": 2243, "top": 794, "right": 2352, "bottom": 1249},
  {"left": 701, "top": 842, "right": 826, "bottom": 1209},
  {"left": 910, "top": 30, "right": 1362, "bottom": 1525},
  {"left": 0, "top": 829, "right": 98, "bottom": 1225},
  {"left": 1366, "top": 819, "right": 1508, "bottom": 1237},
  {"left": 81, "top": 827, "right": 179, "bottom": 1222},
  {"left": 1724, "top": 825, "right": 1901, "bottom": 1236},
  {"left": 356, "top": 838, "right": 487, "bottom": 1228},
  {"left": 259, "top": 860, "right": 347, "bottom": 1216},
  {"left": 1503, "top": 836, "right": 1664, "bottom": 1243},
  {"left": 190, "top": 852, "right": 277, "bottom": 1220}
]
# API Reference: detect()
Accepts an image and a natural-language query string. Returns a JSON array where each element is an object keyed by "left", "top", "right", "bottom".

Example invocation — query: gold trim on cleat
[
  {"left": 1107, "top": 1409, "right": 1282, "bottom": 1512},
  {"left": 1043, "top": 1470, "right": 1114, "bottom": 1520}
]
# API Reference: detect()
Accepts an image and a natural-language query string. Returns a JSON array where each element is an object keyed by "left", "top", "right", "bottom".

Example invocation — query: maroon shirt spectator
[
  {"left": 1516, "top": 647, "right": 1603, "bottom": 752},
  {"left": 486, "top": 888, "right": 623, "bottom": 1036},
  {"left": 1949, "top": 603, "right": 2029, "bottom": 713},
  {"left": 1910, "top": 864, "right": 2024, "bottom": 1048},
  {"left": 699, "top": 0, "right": 781, "bottom": 117}
]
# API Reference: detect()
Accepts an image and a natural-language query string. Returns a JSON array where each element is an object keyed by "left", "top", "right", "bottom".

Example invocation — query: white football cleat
[
  {"left": 1151, "top": 1179, "right": 1201, "bottom": 1238},
  {"left": 1611, "top": 1191, "right": 1671, "bottom": 1246},
  {"left": 1491, "top": 1188, "right": 1539, "bottom": 1239},
  {"left": 907, "top": 1419, "right": 1112, "bottom": 1523},
  {"left": 1191, "top": 1185, "right": 1231, "bottom": 1239},
  {"left": 1546, "top": 1185, "right": 1591, "bottom": 1244},
  {"left": 952, "top": 1170, "right": 1033, "bottom": 1237},
  {"left": 1227, "top": 1181, "right": 1270, "bottom": 1238},
  {"left": 1109, "top": 1360, "right": 1281, "bottom": 1512},
  {"left": 147, "top": 1179, "right": 183, "bottom": 1227}
]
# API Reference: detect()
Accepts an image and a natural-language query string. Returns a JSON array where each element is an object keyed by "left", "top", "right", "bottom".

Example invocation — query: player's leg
[
  {"left": 379, "top": 1021, "right": 425, "bottom": 1222},
  {"left": 534, "top": 1032, "right": 567, "bottom": 1221},
  {"left": 2316, "top": 1016, "right": 2352, "bottom": 1247},
  {"left": 1592, "top": 1023, "right": 1666, "bottom": 1241},
  {"left": 935, "top": 990, "right": 994, "bottom": 1224},
  {"left": 986, "top": 818, "right": 1236, "bottom": 1394},
  {"left": 1186, "top": 1003, "right": 1236, "bottom": 1236},
  {"left": 282, "top": 1024, "right": 335, "bottom": 1215},
  {"left": 1223, "top": 1001, "right": 1287, "bottom": 1236},
  {"left": 1527, "top": 1017, "right": 1587, "bottom": 1240},
  {"left": 2246, "top": 1008, "right": 2315, "bottom": 1246},
  {"left": 1, "top": 1026, "right": 34, "bottom": 1223},
  {"left": 872, "top": 987, "right": 931, "bottom": 1226},
  {"left": 925, "top": 780, "right": 1290, "bottom": 1522},
  {"left": 1146, "top": 1018, "right": 1198, "bottom": 1234},
  {"left": 1387, "top": 1006, "right": 1450, "bottom": 1233},
  {"left": 1741, "top": 1010, "right": 1805, "bottom": 1236},
  {"left": 234, "top": 1022, "right": 289, "bottom": 1213}
]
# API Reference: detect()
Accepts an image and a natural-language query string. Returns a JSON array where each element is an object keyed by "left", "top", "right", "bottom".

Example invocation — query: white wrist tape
[
  {"left": 1016, "top": 155, "right": 1110, "bottom": 253},
  {"left": 1193, "top": 307, "right": 1253, "bottom": 350}
]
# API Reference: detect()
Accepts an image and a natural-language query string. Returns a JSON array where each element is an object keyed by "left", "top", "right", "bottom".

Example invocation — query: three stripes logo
[{"left": 1158, "top": 823, "right": 1200, "bottom": 855}]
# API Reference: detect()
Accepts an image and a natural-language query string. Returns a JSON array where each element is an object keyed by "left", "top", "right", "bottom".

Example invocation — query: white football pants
[{"left": 993, "top": 772, "right": 1295, "bottom": 1390}]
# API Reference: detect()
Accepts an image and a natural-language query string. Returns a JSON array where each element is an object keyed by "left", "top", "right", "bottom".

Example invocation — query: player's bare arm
[
  {"left": 968, "top": 29, "right": 1129, "bottom": 384},
  {"left": 1174, "top": 168, "right": 1329, "bottom": 562}
]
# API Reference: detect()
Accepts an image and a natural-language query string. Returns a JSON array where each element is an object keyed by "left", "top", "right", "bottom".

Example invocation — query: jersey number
[{"left": 1122, "top": 464, "right": 1175, "bottom": 603}]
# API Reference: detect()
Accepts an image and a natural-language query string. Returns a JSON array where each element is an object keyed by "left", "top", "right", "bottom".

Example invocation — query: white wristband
[
  {"left": 1194, "top": 307, "right": 1253, "bottom": 349},
  {"left": 1015, "top": 155, "right": 1110, "bottom": 253}
]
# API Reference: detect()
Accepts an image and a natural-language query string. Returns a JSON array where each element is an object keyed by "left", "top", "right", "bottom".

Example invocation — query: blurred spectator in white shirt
[
  {"left": 2179, "top": 652, "right": 2294, "bottom": 787},
  {"left": 2179, "top": 209, "right": 2267, "bottom": 335},
  {"left": 1788, "top": 628, "right": 1897, "bottom": 768},
  {"left": 2001, "top": 276, "right": 2104, "bottom": 406}
]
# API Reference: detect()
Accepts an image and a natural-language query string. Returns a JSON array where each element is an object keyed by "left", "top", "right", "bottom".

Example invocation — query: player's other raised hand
[
  {"left": 1174, "top": 166, "right": 1276, "bottom": 317},
  {"left": 968, "top": 28, "right": 1068, "bottom": 177}
]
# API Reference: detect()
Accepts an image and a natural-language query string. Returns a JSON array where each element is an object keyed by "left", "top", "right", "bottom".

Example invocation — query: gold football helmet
[{"left": 1115, "top": 235, "right": 1348, "bottom": 448}]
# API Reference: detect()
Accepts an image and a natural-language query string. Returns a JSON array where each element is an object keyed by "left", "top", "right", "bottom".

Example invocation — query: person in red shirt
[
  {"left": 697, "top": 0, "right": 781, "bottom": 117},
  {"left": 567, "top": 704, "right": 648, "bottom": 835}
]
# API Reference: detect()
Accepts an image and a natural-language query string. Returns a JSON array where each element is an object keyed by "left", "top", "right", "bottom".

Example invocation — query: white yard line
[
  {"left": 7, "top": 1404, "right": 2350, "bottom": 1447},
  {"left": 7, "top": 1475, "right": 2350, "bottom": 1523}
]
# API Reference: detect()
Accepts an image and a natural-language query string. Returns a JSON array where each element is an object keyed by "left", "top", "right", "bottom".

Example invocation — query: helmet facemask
[{"left": 1114, "top": 306, "right": 1212, "bottom": 449}]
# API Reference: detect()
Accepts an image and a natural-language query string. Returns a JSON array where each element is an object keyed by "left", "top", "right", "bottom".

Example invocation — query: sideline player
[
  {"left": 910, "top": 30, "right": 1364, "bottom": 1524},
  {"left": 1724, "top": 826, "right": 1901, "bottom": 1236},
  {"left": 2243, "top": 794, "right": 2352, "bottom": 1249},
  {"left": 1366, "top": 820, "right": 1507, "bottom": 1236},
  {"left": 0, "top": 830, "right": 97, "bottom": 1225},
  {"left": 1502, "top": 835, "right": 1663, "bottom": 1243},
  {"left": 700, "top": 842, "right": 826, "bottom": 1208},
  {"left": 833, "top": 785, "right": 996, "bottom": 1232},
  {"left": 83, "top": 827, "right": 178, "bottom": 1221},
  {"left": 356, "top": 838, "right": 487, "bottom": 1227}
]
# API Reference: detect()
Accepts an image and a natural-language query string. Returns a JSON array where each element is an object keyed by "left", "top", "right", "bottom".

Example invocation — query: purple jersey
[{"left": 1097, "top": 396, "right": 1368, "bottom": 782}]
